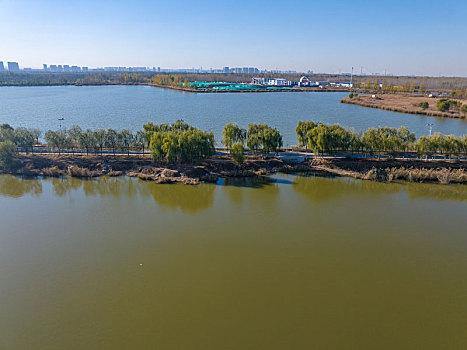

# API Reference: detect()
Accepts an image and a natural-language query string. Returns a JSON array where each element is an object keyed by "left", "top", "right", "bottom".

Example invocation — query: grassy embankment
[{"left": 341, "top": 94, "right": 467, "bottom": 119}]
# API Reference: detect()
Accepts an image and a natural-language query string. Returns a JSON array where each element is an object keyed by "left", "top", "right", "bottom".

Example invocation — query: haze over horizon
[{"left": 1, "top": 0, "right": 466, "bottom": 76}]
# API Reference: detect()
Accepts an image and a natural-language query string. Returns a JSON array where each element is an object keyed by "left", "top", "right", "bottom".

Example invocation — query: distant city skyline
[
  {"left": 1, "top": 0, "right": 466, "bottom": 77},
  {"left": 0, "top": 61, "right": 398, "bottom": 76}
]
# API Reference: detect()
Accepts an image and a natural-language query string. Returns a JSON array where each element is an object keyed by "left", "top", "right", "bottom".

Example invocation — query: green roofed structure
[{"left": 190, "top": 82, "right": 294, "bottom": 91}]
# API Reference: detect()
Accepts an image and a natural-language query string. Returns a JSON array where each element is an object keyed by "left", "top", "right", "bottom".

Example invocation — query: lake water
[
  {"left": 0, "top": 174, "right": 466, "bottom": 349},
  {"left": 1, "top": 85, "right": 467, "bottom": 146},
  {"left": 1, "top": 86, "right": 467, "bottom": 349}
]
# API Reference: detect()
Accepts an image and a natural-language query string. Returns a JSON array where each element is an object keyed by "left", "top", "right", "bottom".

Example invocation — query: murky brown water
[{"left": 0, "top": 174, "right": 466, "bottom": 349}]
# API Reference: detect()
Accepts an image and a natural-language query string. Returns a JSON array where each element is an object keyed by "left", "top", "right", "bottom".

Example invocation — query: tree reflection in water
[
  {"left": 292, "top": 175, "right": 467, "bottom": 202},
  {"left": 0, "top": 175, "right": 42, "bottom": 198},
  {"left": 2, "top": 174, "right": 464, "bottom": 208},
  {"left": 143, "top": 181, "right": 215, "bottom": 214},
  {"left": 48, "top": 176, "right": 139, "bottom": 199},
  {"left": 52, "top": 177, "right": 82, "bottom": 197},
  {"left": 220, "top": 176, "right": 281, "bottom": 208},
  {"left": 47, "top": 176, "right": 215, "bottom": 213}
]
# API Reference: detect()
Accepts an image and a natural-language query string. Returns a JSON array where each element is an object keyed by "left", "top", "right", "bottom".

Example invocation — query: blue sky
[{"left": 1, "top": 0, "right": 466, "bottom": 76}]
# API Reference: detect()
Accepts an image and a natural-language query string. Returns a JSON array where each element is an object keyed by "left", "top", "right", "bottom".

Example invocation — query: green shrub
[
  {"left": 436, "top": 98, "right": 460, "bottom": 112},
  {"left": 0, "top": 141, "right": 17, "bottom": 169},
  {"left": 461, "top": 104, "right": 467, "bottom": 114},
  {"left": 419, "top": 101, "right": 429, "bottom": 109},
  {"left": 230, "top": 142, "right": 244, "bottom": 164},
  {"left": 349, "top": 93, "right": 354, "bottom": 98},
  {"left": 436, "top": 100, "right": 451, "bottom": 112}
]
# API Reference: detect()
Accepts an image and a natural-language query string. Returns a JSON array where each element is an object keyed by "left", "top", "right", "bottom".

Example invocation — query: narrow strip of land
[
  {"left": 341, "top": 94, "right": 467, "bottom": 119},
  {"left": 3, "top": 153, "right": 466, "bottom": 186}
]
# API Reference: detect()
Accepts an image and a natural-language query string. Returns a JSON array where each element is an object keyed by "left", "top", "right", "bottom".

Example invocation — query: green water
[{"left": 0, "top": 174, "right": 466, "bottom": 349}]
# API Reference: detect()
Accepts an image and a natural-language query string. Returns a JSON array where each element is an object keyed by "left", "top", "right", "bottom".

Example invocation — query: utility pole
[
  {"left": 427, "top": 123, "right": 433, "bottom": 136},
  {"left": 350, "top": 67, "right": 354, "bottom": 88}
]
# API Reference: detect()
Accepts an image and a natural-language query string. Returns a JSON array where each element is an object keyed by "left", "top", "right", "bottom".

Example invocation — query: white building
[
  {"left": 329, "top": 82, "right": 352, "bottom": 88},
  {"left": 268, "top": 78, "right": 288, "bottom": 86}
]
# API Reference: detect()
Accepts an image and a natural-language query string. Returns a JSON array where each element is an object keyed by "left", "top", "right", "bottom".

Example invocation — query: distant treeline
[
  {"left": 0, "top": 72, "right": 153, "bottom": 86},
  {"left": 1, "top": 72, "right": 466, "bottom": 91},
  {"left": 151, "top": 75, "right": 191, "bottom": 88},
  {"left": 356, "top": 76, "right": 467, "bottom": 94}
]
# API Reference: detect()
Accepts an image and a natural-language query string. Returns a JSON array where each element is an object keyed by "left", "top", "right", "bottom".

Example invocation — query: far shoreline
[{"left": 0, "top": 81, "right": 354, "bottom": 93}]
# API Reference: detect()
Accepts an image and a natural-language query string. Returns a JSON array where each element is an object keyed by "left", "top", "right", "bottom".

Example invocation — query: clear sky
[{"left": 1, "top": 0, "right": 466, "bottom": 76}]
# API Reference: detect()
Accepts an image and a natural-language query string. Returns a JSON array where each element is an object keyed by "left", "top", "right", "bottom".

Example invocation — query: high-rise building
[
  {"left": 0, "top": 61, "right": 4, "bottom": 71},
  {"left": 7, "top": 62, "right": 20, "bottom": 71},
  {"left": 43, "top": 64, "right": 48, "bottom": 71}
]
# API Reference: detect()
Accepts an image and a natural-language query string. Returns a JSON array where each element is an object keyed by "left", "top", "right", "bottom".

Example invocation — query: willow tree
[
  {"left": 105, "top": 129, "right": 119, "bottom": 155},
  {"left": 45, "top": 130, "right": 68, "bottom": 155},
  {"left": 295, "top": 121, "right": 317, "bottom": 148},
  {"left": 148, "top": 122, "right": 215, "bottom": 163},
  {"left": 78, "top": 130, "right": 95, "bottom": 155},
  {"left": 415, "top": 136, "right": 436, "bottom": 158},
  {"left": 0, "top": 141, "right": 17, "bottom": 169},
  {"left": 222, "top": 123, "right": 246, "bottom": 149},
  {"left": 93, "top": 129, "right": 106, "bottom": 155},
  {"left": 247, "top": 123, "right": 282, "bottom": 155},
  {"left": 118, "top": 130, "right": 134, "bottom": 156},
  {"left": 13, "top": 127, "right": 35, "bottom": 154}
]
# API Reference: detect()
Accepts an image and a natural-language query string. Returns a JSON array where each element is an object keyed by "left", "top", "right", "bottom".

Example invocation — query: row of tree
[
  {"left": 44, "top": 126, "right": 147, "bottom": 155},
  {"left": 353, "top": 76, "right": 467, "bottom": 91},
  {"left": 0, "top": 124, "right": 41, "bottom": 153},
  {"left": 2, "top": 121, "right": 467, "bottom": 164},
  {"left": 295, "top": 121, "right": 467, "bottom": 157},
  {"left": 0, "top": 72, "right": 153, "bottom": 87},
  {"left": 357, "top": 81, "right": 422, "bottom": 93},
  {"left": 151, "top": 75, "right": 190, "bottom": 88},
  {"left": 451, "top": 88, "right": 467, "bottom": 98}
]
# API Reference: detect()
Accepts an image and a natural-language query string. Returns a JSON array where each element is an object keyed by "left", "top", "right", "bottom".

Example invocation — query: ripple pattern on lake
[
  {"left": 0, "top": 175, "right": 466, "bottom": 349},
  {"left": 1, "top": 86, "right": 466, "bottom": 146}
]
